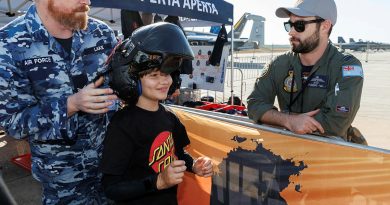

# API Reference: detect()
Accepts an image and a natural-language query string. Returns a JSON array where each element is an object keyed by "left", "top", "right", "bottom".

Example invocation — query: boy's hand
[
  {"left": 156, "top": 160, "right": 186, "bottom": 190},
  {"left": 193, "top": 156, "right": 213, "bottom": 177}
]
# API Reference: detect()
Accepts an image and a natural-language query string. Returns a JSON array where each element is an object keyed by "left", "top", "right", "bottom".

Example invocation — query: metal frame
[{"left": 230, "top": 23, "right": 234, "bottom": 105}]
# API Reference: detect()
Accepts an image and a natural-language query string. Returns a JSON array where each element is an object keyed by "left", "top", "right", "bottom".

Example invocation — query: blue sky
[{"left": 225, "top": 0, "right": 390, "bottom": 45}]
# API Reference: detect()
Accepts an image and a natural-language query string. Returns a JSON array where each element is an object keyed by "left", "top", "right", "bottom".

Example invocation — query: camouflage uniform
[
  {"left": 247, "top": 43, "right": 364, "bottom": 142},
  {"left": 0, "top": 5, "right": 117, "bottom": 204}
]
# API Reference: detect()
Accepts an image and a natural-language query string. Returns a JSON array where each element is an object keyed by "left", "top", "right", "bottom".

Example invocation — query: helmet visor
[
  {"left": 133, "top": 51, "right": 183, "bottom": 74},
  {"left": 133, "top": 51, "right": 163, "bottom": 69},
  {"left": 160, "top": 56, "right": 183, "bottom": 74}
]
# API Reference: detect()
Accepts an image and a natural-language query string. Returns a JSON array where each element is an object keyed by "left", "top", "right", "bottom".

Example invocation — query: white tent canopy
[{"left": 1, "top": 0, "right": 233, "bottom": 29}]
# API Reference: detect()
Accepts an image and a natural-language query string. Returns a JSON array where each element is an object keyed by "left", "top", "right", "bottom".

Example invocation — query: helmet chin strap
[{"left": 137, "top": 79, "right": 142, "bottom": 96}]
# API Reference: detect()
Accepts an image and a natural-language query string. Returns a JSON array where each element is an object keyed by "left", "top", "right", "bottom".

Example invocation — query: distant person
[
  {"left": 165, "top": 88, "right": 181, "bottom": 105},
  {"left": 227, "top": 96, "right": 245, "bottom": 107},
  {"left": 247, "top": 0, "right": 366, "bottom": 145},
  {"left": 121, "top": 10, "right": 155, "bottom": 39},
  {"left": 100, "top": 23, "right": 213, "bottom": 204},
  {"left": 0, "top": 0, "right": 118, "bottom": 204}
]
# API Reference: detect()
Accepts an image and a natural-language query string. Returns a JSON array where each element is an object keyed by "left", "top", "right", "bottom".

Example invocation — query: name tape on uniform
[{"left": 23, "top": 56, "right": 54, "bottom": 66}]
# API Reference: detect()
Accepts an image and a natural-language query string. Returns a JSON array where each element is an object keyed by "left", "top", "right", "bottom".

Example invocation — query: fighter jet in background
[
  {"left": 185, "top": 13, "right": 266, "bottom": 51},
  {"left": 337, "top": 36, "right": 390, "bottom": 51}
]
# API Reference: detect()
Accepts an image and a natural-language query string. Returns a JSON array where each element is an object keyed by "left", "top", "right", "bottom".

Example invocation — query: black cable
[{"left": 0, "top": 175, "right": 18, "bottom": 205}]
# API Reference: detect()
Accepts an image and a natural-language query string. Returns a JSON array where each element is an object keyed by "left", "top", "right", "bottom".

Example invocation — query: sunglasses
[
  {"left": 284, "top": 19, "right": 325, "bottom": 33},
  {"left": 133, "top": 51, "right": 183, "bottom": 74}
]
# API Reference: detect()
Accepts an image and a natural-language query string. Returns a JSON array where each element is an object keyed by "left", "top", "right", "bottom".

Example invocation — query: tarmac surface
[
  {"left": 0, "top": 132, "right": 41, "bottom": 204},
  {"left": 0, "top": 50, "right": 389, "bottom": 204},
  {"left": 349, "top": 51, "right": 390, "bottom": 149}
]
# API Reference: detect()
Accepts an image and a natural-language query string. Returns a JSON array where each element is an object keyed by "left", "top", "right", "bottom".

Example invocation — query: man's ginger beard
[{"left": 48, "top": 0, "right": 90, "bottom": 30}]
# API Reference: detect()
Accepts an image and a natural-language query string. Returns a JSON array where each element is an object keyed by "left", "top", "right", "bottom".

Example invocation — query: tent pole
[
  {"left": 14, "top": 0, "right": 30, "bottom": 13},
  {"left": 230, "top": 24, "right": 234, "bottom": 105},
  {"left": 6, "top": 0, "right": 12, "bottom": 14}
]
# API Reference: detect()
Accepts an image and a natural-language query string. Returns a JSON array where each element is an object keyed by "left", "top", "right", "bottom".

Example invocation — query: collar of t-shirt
[
  {"left": 55, "top": 37, "right": 73, "bottom": 55},
  {"left": 301, "top": 64, "right": 314, "bottom": 83}
]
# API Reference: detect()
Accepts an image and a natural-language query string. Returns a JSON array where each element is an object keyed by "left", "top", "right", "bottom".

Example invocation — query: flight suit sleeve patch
[{"left": 342, "top": 65, "right": 363, "bottom": 78}]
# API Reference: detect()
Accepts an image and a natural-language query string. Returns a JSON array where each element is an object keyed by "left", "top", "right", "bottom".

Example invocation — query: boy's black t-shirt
[{"left": 100, "top": 104, "right": 191, "bottom": 205}]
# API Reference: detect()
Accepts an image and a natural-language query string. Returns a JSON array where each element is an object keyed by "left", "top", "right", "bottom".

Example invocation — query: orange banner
[{"left": 173, "top": 107, "right": 390, "bottom": 205}]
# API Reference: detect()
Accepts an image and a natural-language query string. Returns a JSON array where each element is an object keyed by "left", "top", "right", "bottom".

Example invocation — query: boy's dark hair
[{"left": 133, "top": 66, "right": 160, "bottom": 78}]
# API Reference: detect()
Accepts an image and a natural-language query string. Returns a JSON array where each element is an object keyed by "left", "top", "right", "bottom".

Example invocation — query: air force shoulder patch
[{"left": 342, "top": 65, "right": 364, "bottom": 78}]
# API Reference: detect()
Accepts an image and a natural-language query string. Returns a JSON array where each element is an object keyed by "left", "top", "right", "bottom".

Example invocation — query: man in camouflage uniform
[
  {"left": 0, "top": 0, "right": 118, "bottom": 204},
  {"left": 247, "top": 0, "right": 366, "bottom": 145}
]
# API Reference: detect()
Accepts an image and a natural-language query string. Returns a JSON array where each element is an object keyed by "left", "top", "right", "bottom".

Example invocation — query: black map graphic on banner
[{"left": 211, "top": 137, "right": 307, "bottom": 205}]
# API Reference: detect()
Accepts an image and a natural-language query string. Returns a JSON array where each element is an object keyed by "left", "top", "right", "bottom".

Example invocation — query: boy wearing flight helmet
[{"left": 99, "top": 22, "right": 213, "bottom": 205}]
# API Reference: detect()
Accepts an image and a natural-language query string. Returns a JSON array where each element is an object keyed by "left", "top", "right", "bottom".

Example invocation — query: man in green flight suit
[{"left": 247, "top": 0, "right": 367, "bottom": 145}]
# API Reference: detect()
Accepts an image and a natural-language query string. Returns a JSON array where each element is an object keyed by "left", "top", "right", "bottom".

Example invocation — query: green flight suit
[{"left": 247, "top": 43, "right": 364, "bottom": 141}]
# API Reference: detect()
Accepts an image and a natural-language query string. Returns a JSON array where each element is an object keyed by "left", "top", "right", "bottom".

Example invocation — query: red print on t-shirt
[{"left": 148, "top": 131, "right": 177, "bottom": 173}]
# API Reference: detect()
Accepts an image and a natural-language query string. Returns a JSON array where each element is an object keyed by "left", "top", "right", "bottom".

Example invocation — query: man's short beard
[
  {"left": 48, "top": 0, "right": 90, "bottom": 30},
  {"left": 290, "top": 27, "right": 320, "bottom": 54}
]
